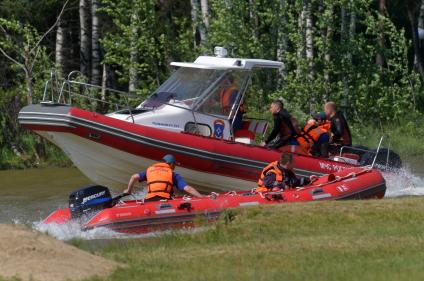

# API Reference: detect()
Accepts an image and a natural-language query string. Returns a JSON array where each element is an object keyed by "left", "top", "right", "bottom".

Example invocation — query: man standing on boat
[
  {"left": 256, "top": 153, "right": 311, "bottom": 192},
  {"left": 124, "top": 154, "right": 204, "bottom": 201},
  {"left": 261, "top": 100, "right": 299, "bottom": 149},
  {"left": 324, "top": 102, "right": 352, "bottom": 149},
  {"left": 219, "top": 74, "right": 245, "bottom": 131}
]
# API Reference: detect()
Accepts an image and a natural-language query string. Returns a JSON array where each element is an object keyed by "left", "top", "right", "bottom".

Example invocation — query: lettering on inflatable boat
[
  {"left": 116, "top": 212, "right": 132, "bottom": 218},
  {"left": 239, "top": 202, "right": 260, "bottom": 207},
  {"left": 318, "top": 162, "right": 344, "bottom": 172},
  {"left": 336, "top": 185, "right": 349, "bottom": 193},
  {"left": 152, "top": 122, "right": 180, "bottom": 128},
  {"left": 155, "top": 209, "right": 176, "bottom": 215},
  {"left": 312, "top": 193, "right": 332, "bottom": 200}
]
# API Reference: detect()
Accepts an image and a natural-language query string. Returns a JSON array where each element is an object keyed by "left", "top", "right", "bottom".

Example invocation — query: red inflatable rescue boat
[{"left": 44, "top": 166, "right": 386, "bottom": 234}]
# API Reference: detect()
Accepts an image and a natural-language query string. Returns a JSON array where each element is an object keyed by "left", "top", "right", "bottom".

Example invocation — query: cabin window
[
  {"left": 184, "top": 122, "right": 212, "bottom": 137},
  {"left": 140, "top": 68, "right": 224, "bottom": 109},
  {"left": 196, "top": 71, "right": 250, "bottom": 118}
]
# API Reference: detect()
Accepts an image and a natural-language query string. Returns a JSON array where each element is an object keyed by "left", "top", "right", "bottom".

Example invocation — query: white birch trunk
[
  {"left": 305, "top": 0, "right": 314, "bottom": 79},
  {"left": 129, "top": 11, "right": 139, "bottom": 93},
  {"left": 340, "top": 6, "right": 349, "bottom": 108},
  {"left": 277, "top": 0, "right": 288, "bottom": 82},
  {"left": 79, "top": 0, "right": 91, "bottom": 79},
  {"left": 296, "top": 2, "right": 306, "bottom": 78},
  {"left": 324, "top": 3, "right": 334, "bottom": 85},
  {"left": 376, "top": 0, "right": 386, "bottom": 66},
  {"left": 91, "top": 0, "right": 101, "bottom": 85},
  {"left": 249, "top": 0, "right": 259, "bottom": 40},
  {"left": 55, "top": 20, "right": 65, "bottom": 75},
  {"left": 200, "top": 0, "right": 209, "bottom": 28},
  {"left": 190, "top": 0, "right": 206, "bottom": 46},
  {"left": 101, "top": 63, "right": 107, "bottom": 101}
]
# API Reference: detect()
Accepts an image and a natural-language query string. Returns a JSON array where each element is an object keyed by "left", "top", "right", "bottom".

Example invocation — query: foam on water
[
  {"left": 384, "top": 167, "right": 424, "bottom": 197},
  {"left": 32, "top": 220, "right": 206, "bottom": 241}
]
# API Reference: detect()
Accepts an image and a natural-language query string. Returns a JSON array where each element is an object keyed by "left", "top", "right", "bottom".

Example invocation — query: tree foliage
[{"left": 0, "top": 0, "right": 424, "bottom": 167}]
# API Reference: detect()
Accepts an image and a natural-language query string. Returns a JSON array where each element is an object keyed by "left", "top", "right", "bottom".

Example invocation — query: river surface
[{"left": 0, "top": 163, "right": 423, "bottom": 239}]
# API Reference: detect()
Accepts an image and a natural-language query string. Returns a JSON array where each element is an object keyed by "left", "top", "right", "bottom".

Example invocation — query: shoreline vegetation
[{"left": 1, "top": 1, "right": 424, "bottom": 171}]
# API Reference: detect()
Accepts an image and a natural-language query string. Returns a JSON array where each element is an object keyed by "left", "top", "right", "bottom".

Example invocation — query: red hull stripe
[{"left": 18, "top": 105, "right": 357, "bottom": 179}]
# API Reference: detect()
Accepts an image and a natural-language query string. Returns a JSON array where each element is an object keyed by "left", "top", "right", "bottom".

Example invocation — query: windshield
[
  {"left": 140, "top": 68, "right": 225, "bottom": 108},
  {"left": 196, "top": 70, "right": 250, "bottom": 117}
]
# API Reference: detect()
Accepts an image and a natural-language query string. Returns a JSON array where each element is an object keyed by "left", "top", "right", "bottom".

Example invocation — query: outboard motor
[
  {"left": 69, "top": 185, "right": 113, "bottom": 219},
  {"left": 359, "top": 148, "right": 402, "bottom": 170}
]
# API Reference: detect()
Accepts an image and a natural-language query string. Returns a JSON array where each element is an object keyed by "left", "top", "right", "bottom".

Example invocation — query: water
[
  {"left": 0, "top": 168, "right": 91, "bottom": 224},
  {"left": 0, "top": 164, "right": 423, "bottom": 240}
]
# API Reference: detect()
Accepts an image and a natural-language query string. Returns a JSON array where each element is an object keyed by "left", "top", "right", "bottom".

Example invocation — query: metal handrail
[
  {"left": 42, "top": 70, "right": 258, "bottom": 140},
  {"left": 41, "top": 72, "right": 137, "bottom": 123},
  {"left": 339, "top": 135, "right": 390, "bottom": 168}
]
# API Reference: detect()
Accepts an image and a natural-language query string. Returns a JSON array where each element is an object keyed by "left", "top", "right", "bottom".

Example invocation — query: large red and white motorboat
[{"left": 18, "top": 47, "right": 389, "bottom": 192}]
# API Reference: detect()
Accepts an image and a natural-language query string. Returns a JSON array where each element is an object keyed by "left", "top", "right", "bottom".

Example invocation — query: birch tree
[
  {"left": 191, "top": 0, "right": 206, "bottom": 46},
  {"left": 79, "top": 0, "right": 91, "bottom": 79},
  {"left": 91, "top": 0, "right": 101, "bottom": 85},
  {"left": 55, "top": 19, "right": 65, "bottom": 75}
]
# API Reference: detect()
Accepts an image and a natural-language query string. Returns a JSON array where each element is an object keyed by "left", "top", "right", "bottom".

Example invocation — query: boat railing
[
  {"left": 41, "top": 71, "right": 137, "bottom": 123},
  {"left": 339, "top": 135, "right": 391, "bottom": 169}
]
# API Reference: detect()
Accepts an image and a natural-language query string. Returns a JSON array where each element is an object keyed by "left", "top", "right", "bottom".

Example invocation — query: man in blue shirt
[{"left": 123, "top": 154, "right": 204, "bottom": 201}]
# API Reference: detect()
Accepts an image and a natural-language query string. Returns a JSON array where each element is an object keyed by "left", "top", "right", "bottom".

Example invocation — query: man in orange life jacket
[
  {"left": 297, "top": 112, "right": 330, "bottom": 157},
  {"left": 219, "top": 74, "right": 245, "bottom": 131},
  {"left": 123, "top": 155, "right": 204, "bottom": 201},
  {"left": 256, "top": 153, "right": 311, "bottom": 192},
  {"left": 324, "top": 102, "right": 352, "bottom": 148},
  {"left": 262, "top": 100, "right": 299, "bottom": 149}
]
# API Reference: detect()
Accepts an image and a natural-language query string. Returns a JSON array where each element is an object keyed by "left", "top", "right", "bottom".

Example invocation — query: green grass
[{"left": 70, "top": 197, "right": 424, "bottom": 281}]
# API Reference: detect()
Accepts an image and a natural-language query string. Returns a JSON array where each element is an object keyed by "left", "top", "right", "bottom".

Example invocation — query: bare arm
[
  {"left": 183, "top": 185, "right": 204, "bottom": 198},
  {"left": 123, "top": 173, "right": 140, "bottom": 194}
]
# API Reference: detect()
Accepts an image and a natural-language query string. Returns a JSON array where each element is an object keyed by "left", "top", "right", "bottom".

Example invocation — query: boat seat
[{"left": 234, "top": 119, "right": 268, "bottom": 144}]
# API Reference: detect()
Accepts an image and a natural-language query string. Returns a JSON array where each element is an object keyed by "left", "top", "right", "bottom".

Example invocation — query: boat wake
[
  {"left": 32, "top": 220, "right": 206, "bottom": 241},
  {"left": 384, "top": 167, "right": 424, "bottom": 197}
]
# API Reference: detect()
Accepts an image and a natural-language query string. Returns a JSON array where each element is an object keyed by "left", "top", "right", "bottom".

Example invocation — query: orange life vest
[
  {"left": 256, "top": 161, "right": 283, "bottom": 192},
  {"left": 220, "top": 86, "right": 240, "bottom": 114},
  {"left": 145, "top": 163, "right": 174, "bottom": 200},
  {"left": 297, "top": 122, "right": 330, "bottom": 153}
]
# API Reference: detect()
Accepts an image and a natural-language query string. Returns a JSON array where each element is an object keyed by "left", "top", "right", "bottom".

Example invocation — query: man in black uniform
[
  {"left": 262, "top": 100, "right": 299, "bottom": 149},
  {"left": 324, "top": 101, "right": 352, "bottom": 148}
]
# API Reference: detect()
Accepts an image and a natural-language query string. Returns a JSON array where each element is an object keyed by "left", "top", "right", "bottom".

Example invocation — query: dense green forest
[{"left": 1, "top": 0, "right": 424, "bottom": 168}]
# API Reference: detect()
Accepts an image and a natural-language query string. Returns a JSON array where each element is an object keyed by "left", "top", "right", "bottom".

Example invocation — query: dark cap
[
  {"left": 313, "top": 112, "right": 326, "bottom": 120},
  {"left": 162, "top": 154, "right": 179, "bottom": 165}
]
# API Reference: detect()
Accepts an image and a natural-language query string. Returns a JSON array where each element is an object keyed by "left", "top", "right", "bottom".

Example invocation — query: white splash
[
  {"left": 383, "top": 167, "right": 424, "bottom": 197},
  {"left": 32, "top": 220, "right": 206, "bottom": 241}
]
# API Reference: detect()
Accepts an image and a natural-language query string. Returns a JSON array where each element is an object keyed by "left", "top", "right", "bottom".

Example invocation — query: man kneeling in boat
[
  {"left": 124, "top": 154, "right": 204, "bottom": 201},
  {"left": 256, "top": 153, "right": 311, "bottom": 192}
]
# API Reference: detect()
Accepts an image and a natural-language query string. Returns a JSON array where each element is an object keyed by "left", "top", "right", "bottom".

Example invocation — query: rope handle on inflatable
[
  {"left": 225, "top": 191, "right": 237, "bottom": 196},
  {"left": 209, "top": 192, "right": 219, "bottom": 200},
  {"left": 182, "top": 195, "right": 192, "bottom": 201}
]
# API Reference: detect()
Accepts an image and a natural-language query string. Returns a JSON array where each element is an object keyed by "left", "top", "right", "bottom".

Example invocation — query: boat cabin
[{"left": 108, "top": 47, "right": 282, "bottom": 143}]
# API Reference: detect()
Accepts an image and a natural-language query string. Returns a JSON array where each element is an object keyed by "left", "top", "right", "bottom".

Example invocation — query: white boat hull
[{"left": 38, "top": 131, "right": 255, "bottom": 192}]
